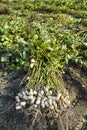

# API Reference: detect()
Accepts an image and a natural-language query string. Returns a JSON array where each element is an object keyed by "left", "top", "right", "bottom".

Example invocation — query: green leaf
[
  {"left": 1, "top": 57, "right": 6, "bottom": 62},
  {"left": 34, "top": 34, "right": 38, "bottom": 40},
  {"left": 23, "top": 51, "right": 26, "bottom": 59},
  {"left": 47, "top": 46, "right": 54, "bottom": 51},
  {"left": 16, "top": 58, "right": 19, "bottom": 62},
  {"left": 18, "top": 38, "right": 28, "bottom": 45}
]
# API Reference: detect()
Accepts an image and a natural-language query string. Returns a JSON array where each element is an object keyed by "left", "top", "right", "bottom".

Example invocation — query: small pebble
[{"left": 82, "top": 85, "right": 85, "bottom": 88}]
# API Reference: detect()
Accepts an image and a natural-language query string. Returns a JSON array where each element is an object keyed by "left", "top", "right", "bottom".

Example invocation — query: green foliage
[
  {"left": 0, "top": 18, "right": 62, "bottom": 88},
  {"left": 0, "top": 3, "right": 10, "bottom": 14},
  {"left": 0, "top": 0, "right": 87, "bottom": 89}
]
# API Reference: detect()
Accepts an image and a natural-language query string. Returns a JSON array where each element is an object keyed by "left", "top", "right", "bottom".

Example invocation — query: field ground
[
  {"left": 0, "top": 63, "right": 87, "bottom": 130},
  {"left": 0, "top": 0, "right": 87, "bottom": 130}
]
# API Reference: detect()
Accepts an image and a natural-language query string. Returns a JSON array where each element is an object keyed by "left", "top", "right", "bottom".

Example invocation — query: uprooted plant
[{"left": 0, "top": 18, "right": 86, "bottom": 90}]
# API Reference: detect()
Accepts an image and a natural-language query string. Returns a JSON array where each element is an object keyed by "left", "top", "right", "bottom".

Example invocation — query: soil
[{"left": 0, "top": 63, "right": 87, "bottom": 130}]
